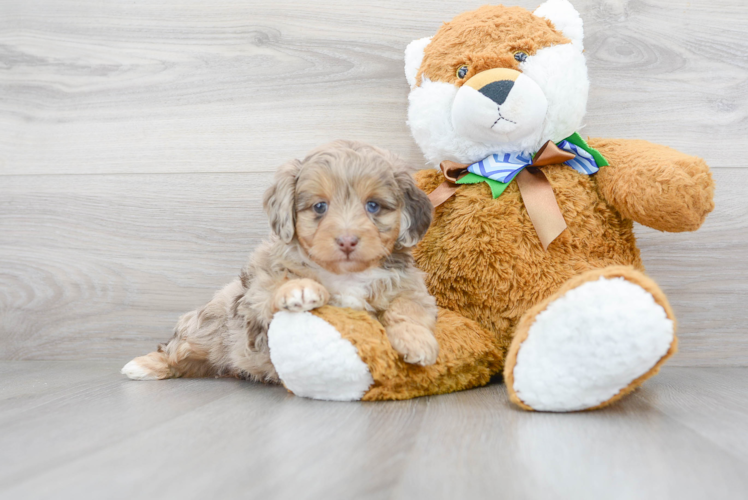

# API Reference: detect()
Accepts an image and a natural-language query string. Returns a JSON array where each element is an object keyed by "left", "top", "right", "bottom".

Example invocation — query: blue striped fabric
[
  {"left": 466, "top": 140, "right": 601, "bottom": 184},
  {"left": 556, "top": 140, "right": 600, "bottom": 175},
  {"left": 466, "top": 152, "right": 532, "bottom": 183}
]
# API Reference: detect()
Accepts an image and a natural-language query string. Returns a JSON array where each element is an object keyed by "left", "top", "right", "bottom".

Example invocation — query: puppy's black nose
[
  {"left": 335, "top": 235, "right": 359, "bottom": 255},
  {"left": 479, "top": 80, "right": 514, "bottom": 105}
]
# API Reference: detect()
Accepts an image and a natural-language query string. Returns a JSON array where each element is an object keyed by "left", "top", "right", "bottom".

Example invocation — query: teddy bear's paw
[
  {"left": 386, "top": 323, "right": 439, "bottom": 366},
  {"left": 507, "top": 276, "right": 675, "bottom": 412},
  {"left": 267, "top": 311, "right": 373, "bottom": 401}
]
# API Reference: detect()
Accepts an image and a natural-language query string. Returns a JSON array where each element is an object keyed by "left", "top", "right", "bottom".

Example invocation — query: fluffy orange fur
[
  {"left": 591, "top": 138, "right": 715, "bottom": 232},
  {"left": 309, "top": 306, "right": 503, "bottom": 401},
  {"left": 413, "top": 138, "right": 711, "bottom": 364},
  {"left": 413, "top": 161, "right": 637, "bottom": 361},
  {"left": 416, "top": 5, "right": 569, "bottom": 86}
]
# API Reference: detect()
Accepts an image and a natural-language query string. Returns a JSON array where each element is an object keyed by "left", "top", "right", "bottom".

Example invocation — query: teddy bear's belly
[{"left": 414, "top": 169, "right": 643, "bottom": 357}]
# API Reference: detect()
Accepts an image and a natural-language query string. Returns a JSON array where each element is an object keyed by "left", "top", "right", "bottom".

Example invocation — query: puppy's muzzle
[
  {"left": 335, "top": 234, "right": 359, "bottom": 256},
  {"left": 451, "top": 68, "right": 548, "bottom": 144}
]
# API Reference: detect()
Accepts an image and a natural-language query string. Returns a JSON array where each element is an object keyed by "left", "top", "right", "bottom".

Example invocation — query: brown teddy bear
[{"left": 266, "top": 0, "right": 714, "bottom": 411}]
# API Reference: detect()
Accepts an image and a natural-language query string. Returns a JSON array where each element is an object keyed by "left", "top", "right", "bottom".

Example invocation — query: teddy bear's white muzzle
[{"left": 451, "top": 70, "right": 548, "bottom": 145}]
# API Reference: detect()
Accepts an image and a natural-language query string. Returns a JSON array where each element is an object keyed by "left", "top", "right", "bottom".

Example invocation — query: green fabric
[
  {"left": 455, "top": 172, "right": 487, "bottom": 185},
  {"left": 454, "top": 133, "right": 609, "bottom": 199},
  {"left": 456, "top": 173, "right": 510, "bottom": 199},
  {"left": 563, "top": 132, "right": 609, "bottom": 167}
]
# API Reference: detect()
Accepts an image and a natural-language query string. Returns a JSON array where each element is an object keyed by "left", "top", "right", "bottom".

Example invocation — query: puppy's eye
[
  {"left": 365, "top": 201, "right": 380, "bottom": 214},
  {"left": 312, "top": 202, "right": 328, "bottom": 215},
  {"left": 456, "top": 65, "right": 469, "bottom": 79},
  {"left": 514, "top": 51, "right": 528, "bottom": 63}
]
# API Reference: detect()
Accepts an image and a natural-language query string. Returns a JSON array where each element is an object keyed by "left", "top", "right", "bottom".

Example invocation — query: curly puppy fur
[{"left": 122, "top": 140, "right": 438, "bottom": 382}]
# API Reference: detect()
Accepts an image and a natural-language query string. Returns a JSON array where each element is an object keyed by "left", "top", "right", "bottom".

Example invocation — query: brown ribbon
[
  {"left": 427, "top": 160, "right": 470, "bottom": 206},
  {"left": 427, "top": 141, "right": 575, "bottom": 250}
]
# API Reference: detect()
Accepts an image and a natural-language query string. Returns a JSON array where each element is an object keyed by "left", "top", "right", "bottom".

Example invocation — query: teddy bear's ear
[
  {"left": 404, "top": 37, "right": 432, "bottom": 88},
  {"left": 533, "top": 0, "right": 584, "bottom": 51}
]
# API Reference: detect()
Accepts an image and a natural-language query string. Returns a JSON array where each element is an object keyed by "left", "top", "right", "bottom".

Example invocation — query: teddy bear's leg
[
  {"left": 268, "top": 306, "right": 503, "bottom": 401},
  {"left": 504, "top": 266, "right": 677, "bottom": 412}
]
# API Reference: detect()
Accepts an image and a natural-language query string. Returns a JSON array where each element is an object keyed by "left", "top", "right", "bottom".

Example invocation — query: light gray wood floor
[{"left": 0, "top": 362, "right": 747, "bottom": 500}]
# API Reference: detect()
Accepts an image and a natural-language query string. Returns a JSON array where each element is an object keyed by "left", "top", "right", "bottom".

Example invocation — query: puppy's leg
[
  {"left": 121, "top": 351, "right": 172, "bottom": 380},
  {"left": 122, "top": 310, "right": 218, "bottom": 380},
  {"left": 381, "top": 295, "right": 439, "bottom": 366},
  {"left": 122, "top": 280, "right": 244, "bottom": 380},
  {"left": 273, "top": 278, "right": 329, "bottom": 313},
  {"left": 122, "top": 346, "right": 214, "bottom": 380}
]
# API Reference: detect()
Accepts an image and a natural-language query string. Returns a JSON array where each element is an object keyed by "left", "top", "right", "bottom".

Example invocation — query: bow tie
[{"left": 428, "top": 133, "right": 608, "bottom": 250}]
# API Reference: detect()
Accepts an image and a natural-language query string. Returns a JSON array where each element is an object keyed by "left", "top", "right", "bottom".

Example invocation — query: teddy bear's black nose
[{"left": 479, "top": 80, "right": 514, "bottom": 105}]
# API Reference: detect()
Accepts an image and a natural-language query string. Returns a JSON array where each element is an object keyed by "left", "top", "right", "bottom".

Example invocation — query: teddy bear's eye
[
  {"left": 514, "top": 51, "right": 528, "bottom": 63},
  {"left": 456, "top": 65, "right": 469, "bottom": 79}
]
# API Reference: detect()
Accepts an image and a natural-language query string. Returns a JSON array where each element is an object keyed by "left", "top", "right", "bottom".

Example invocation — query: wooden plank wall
[{"left": 1, "top": 0, "right": 746, "bottom": 365}]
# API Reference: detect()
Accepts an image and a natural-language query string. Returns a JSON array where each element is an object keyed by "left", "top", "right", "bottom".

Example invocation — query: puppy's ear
[
  {"left": 396, "top": 171, "right": 433, "bottom": 248},
  {"left": 263, "top": 160, "right": 301, "bottom": 243}
]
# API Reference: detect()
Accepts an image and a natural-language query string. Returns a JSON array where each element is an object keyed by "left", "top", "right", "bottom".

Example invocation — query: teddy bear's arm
[{"left": 590, "top": 138, "right": 715, "bottom": 232}]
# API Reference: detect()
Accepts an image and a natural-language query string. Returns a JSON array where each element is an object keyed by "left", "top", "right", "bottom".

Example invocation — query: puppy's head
[{"left": 263, "top": 140, "right": 433, "bottom": 274}]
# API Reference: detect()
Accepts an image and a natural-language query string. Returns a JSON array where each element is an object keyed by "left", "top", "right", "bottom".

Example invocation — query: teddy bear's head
[{"left": 405, "top": 0, "right": 589, "bottom": 165}]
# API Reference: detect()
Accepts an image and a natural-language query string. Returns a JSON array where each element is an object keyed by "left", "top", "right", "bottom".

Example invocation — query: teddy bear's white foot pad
[
  {"left": 268, "top": 311, "right": 373, "bottom": 401},
  {"left": 512, "top": 277, "right": 674, "bottom": 412}
]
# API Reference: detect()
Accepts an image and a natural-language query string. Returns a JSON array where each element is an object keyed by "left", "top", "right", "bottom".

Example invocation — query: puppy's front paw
[
  {"left": 274, "top": 279, "right": 329, "bottom": 313},
  {"left": 386, "top": 322, "right": 439, "bottom": 366}
]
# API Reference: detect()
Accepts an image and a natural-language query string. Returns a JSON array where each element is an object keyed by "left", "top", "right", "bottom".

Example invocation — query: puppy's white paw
[
  {"left": 274, "top": 279, "right": 330, "bottom": 313},
  {"left": 386, "top": 323, "right": 439, "bottom": 366}
]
